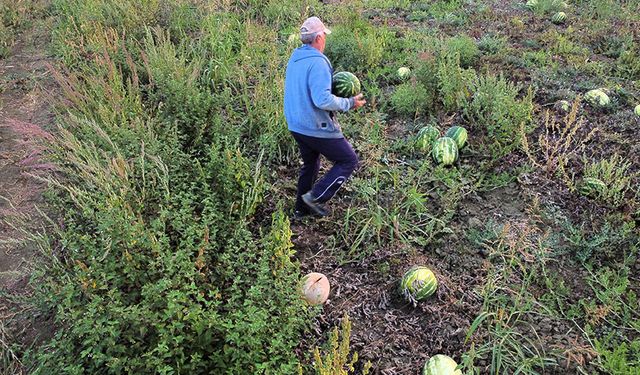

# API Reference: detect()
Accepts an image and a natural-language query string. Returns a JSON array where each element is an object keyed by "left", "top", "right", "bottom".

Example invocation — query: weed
[
  {"left": 463, "top": 73, "right": 534, "bottom": 158},
  {"left": 390, "top": 81, "right": 434, "bottom": 118},
  {"left": 443, "top": 34, "right": 480, "bottom": 68},
  {"left": 437, "top": 51, "right": 477, "bottom": 112},
  {"left": 337, "top": 162, "right": 451, "bottom": 262},
  {"left": 463, "top": 220, "right": 560, "bottom": 374},
  {"left": 594, "top": 337, "right": 640, "bottom": 374},
  {"left": 521, "top": 98, "right": 597, "bottom": 178},
  {"left": 580, "top": 154, "right": 636, "bottom": 207},
  {"left": 312, "top": 314, "right": 372, "bottom": 375},
  {"left": 477, "top": 34, "right": 507, "bottom": 55},
  {"left": 616, "top": 45, "right": 640, "bottom": 80}
]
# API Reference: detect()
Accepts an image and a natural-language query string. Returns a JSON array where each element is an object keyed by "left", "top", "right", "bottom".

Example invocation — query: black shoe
[
  {"left": 292, "top": 209, "right": 310, "bottom": 221},
  {"left": 302, "top": 192, "right": 328, "bottom": 217}
]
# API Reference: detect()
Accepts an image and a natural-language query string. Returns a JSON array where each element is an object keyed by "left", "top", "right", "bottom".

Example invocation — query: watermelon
[
  {"left": 552, "top": 12, "right": 567, "bottom": 24},
  {"left": 579, "top": 177, "right": 607, "bottom": 198},
  {"left": 585, "top": 89, "right": 610, "bottom": 107},
  {"left": 400, "top": 266, "right": 437, "bottom": 303},
  {"left": 397, "top": 67, "right": 411, "bottom": 81},
  {"left": 432, "top": 137, "right": 459, "bottom": 166},
  {"left": 525, "top": 0, "right": 538, "bottom": 10},
  {"left": 423, "top": 355, "right": 462, "bottom": 375},
  {"left": 634, "top": 104, "right": 640, "bottom": 116},
  {"left": 300, "top": 272, "right": 330, "bottom": 305},
  {"left": 445, "top": 126, "right": 468, "bottom": 149},
  {"left": 332, "top": 71, "right": 361, "bottom": 98},
  {"left": 416, "top": 125, "right": 441, "bottom": 153}
]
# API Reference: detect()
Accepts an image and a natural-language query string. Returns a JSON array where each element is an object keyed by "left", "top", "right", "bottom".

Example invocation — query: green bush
[
  {"left": 323, "top": 21, "right": 393, "bottom": 74},
  {"left": 390, "top": 81, "right": 434, "bottom": 117},
  {"left": 29, "top": 2, "right": 311, "bottom": 374},
  {"left": 595, "top": 338, "right": 640, "bottom": 374},
  {"left": 581, "top": 154, "right": 635, "bottom": 207},
  {"left": 616, "top": 46, "right": 640, "bottom": 80},
  {"left": 0, "top": 21, "right": 9, "bottom": 58},
  {"left": 477, "top": 34, "right": 507, "bottom": 55},
  {"left": 442, "top": 34, "right": 480, "bottom": 68},
  {"left": 436, "top": 51, "right": 477, "bottom": 112},
  {"left": 462, "top": 73, "right": 534, "bottom": 157}
]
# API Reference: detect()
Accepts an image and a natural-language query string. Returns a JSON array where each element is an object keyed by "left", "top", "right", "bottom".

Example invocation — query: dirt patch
[{"left": 0, "top": 17, "right": 56, "bottom": 357}]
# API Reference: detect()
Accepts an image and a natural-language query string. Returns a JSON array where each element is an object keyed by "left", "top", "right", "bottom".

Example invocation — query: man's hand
[{"left": 352, "top": 93, "right": 366, "bottom": 109}]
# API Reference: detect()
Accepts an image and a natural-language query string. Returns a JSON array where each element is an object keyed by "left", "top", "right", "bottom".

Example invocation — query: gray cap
[{"left": 300, "top": 16, "right": 332, "bottom": 36}]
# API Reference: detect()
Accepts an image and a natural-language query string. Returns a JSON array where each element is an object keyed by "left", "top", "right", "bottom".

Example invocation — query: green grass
[{"left": 3, "top": 0, "right": 639, "bottom": 373}]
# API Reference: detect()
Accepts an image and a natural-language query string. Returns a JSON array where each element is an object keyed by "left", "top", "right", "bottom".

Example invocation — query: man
[{"left": 284, "top": 16, "right": 366, "bottom": 218}]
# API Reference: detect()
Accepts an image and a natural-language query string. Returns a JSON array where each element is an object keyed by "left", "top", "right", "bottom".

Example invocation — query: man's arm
[{"left": 308, "top": 61, "right": 354, "bottom": 112}]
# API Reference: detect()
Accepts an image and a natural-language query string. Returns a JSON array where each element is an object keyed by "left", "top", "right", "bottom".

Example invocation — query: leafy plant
[
  {"left": 312, "top": 314, "right": 372, "bottom": 375},
  {"left": 463, "top": 73, "right": 534, "bottom": 158},
  {"left": 437, "top": 51, "right": 476, "bottom": 112},
  {"left": 616, "top": 45, "right": 640, "bottom": 80},
  {"left": 581, "top": 154, "right": 636, "bottom": 207},
  {"left": 477, "top": 34, "right": 507, "bottom": 55},
  {"left": 442, "top": 34, "right": 480, "bottom": 68},
  {"left": 390, "top": 81, "right": 434, "bottom": 117}
]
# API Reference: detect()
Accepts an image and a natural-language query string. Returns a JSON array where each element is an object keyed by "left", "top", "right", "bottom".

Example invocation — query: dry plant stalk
[{"left": 521, "top": 98, "right": 598, "bottom": 179}]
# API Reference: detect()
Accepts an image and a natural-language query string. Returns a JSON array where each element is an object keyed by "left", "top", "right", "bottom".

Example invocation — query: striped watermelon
[
  {"left": 432, "top": 137, "right": 459, "bottom": 166},
  {"left": 445, "top": 126, "right": 468, "bottom": 149},
  {"left": 525, "top": 0, "right": 538, "bottom": 10},
  {"left": 552, "top": 12, "right": 567, "bottom": 24},
  {"left": 423, "top": 355, "right": 462, "bottom": 375},
  {"left": 416, "top": 125, "right": 441, "bottom": 153},
  {"left": 400, "top": 266, "right": 437, "bottom": 303},
  {"left": 585, "top": 89, "right": 610, "bottom": 107},
  {"left": 332, "top": 71, "right": 361, "bottom": 98},
  {"left": 579, "top": 177, "right": 606, "bottom": 198},
  {"left": 634, "top": 104, "right": 640, "bottom": 116}
]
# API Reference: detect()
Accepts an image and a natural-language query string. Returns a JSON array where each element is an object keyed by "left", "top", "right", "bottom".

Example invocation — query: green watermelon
[
  {"left": 397, "top": 67, "right": 411, "bottom": 81},
  {"left": 585, "top": 89, "right": 610, "bottom": 107},
  {"left": 416, "top": 125, "right": 440, "bottom": 153},
  {"left": 332, "top": 71, "right": 361, "bottom": 98},
  {"left": 552, "top": 12, "right": 567, "bottom": 24},
  {"left": 445, "top": 126, "right": 468, "bottom": 149},
  {"left": 400, "top": 266, "right": 437, "bottom": 303},
  {"left": 525, "top": 0, "right": 538, "bottom": 10},
  {"left": 432, "top": 137, "right": 459, "bottom": 166},
  {"left": 634, "top": 104, "right": 640, "bottom": 116},
  {"left": 423, "top": 355, "right": 462, "bottom": 375},
  {"left": 579, "top": 177, "right": 607, "bottom": 198}
]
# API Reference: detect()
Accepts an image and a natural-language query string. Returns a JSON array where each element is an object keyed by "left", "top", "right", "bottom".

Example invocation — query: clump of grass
[{"left": 462, "top": 220, "right": 560, "bottom": 374}]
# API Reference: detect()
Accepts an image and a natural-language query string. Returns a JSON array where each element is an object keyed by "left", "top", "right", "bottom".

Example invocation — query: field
[{"left": 1, "top": 0, "right": 639, "bottom": 374}]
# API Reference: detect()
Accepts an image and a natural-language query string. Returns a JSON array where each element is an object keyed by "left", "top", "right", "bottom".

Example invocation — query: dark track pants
[{"left": 291, "top": 131, "right": 359, "bottom": 212}]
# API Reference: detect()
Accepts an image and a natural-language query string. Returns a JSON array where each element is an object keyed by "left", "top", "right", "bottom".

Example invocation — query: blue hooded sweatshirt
[{"left": 284, "top": 45, "right": 355, "bottom": 139}]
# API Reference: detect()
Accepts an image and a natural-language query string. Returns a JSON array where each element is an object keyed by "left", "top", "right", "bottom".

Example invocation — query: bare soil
[{"left": 0, "top": 18, "right": 56, "bottom": 356}]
